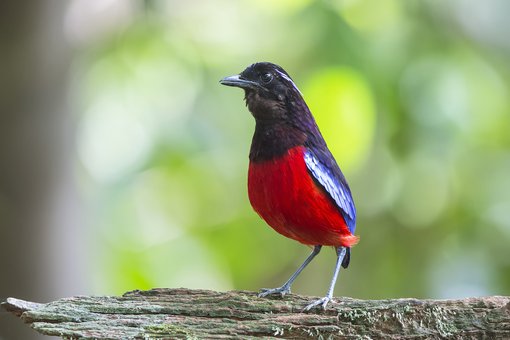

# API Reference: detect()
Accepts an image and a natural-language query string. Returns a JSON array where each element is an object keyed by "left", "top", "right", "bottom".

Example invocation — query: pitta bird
[{"left": 220, "top": 62, "right": 358, "bottom": 310}]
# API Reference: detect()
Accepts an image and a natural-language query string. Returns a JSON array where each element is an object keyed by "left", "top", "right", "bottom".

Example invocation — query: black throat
[
  {"left": 245, "top": 82, "right": 324, "bottom": 163},
  {"left": 249, "top": 120, "right": 307, "bottom": 162}
]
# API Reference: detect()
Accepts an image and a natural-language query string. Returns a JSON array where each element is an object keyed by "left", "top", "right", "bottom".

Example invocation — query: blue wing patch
[{"left": 304, "top": 149, "right": 356, "bottom": 234}]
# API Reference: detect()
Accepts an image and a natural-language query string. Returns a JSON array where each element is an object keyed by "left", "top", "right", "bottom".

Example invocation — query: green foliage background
[{"left": 74, "top": 0, "right": 510, "bottom": 300}]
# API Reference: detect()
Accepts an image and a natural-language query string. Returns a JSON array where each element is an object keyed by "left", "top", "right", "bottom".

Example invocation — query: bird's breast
[{"left": 247, "top": 146, "right": 356, "bottom": 247}]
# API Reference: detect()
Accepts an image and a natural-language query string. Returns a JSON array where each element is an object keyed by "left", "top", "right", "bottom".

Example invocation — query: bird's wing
[{"left": 303, "top": 147, "right": 356, "bottom": 234}]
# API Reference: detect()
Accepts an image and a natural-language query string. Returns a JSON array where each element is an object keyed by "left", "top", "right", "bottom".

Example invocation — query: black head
[
  {"left": 220, "top": 62, "right": 305, "bottom": 121},
  {"left": 221, "top": 62, "right": 326, "bottom": 161}
]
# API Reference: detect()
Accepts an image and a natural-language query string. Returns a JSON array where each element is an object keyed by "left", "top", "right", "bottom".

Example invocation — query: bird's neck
[{"left": 249, "top": 120, "right": 307, "bottom": 163}]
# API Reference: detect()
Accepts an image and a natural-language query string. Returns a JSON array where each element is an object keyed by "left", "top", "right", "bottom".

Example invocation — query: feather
[{"left": 304, "top": 148, "right": 356, "bottom": 234}]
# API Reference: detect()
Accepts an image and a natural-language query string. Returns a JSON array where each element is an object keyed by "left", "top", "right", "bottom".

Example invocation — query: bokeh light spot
[
  {"left": 248, "top": 0, "right": 314, "bottom": 13},
  {"left": 334, "top": 0, "right": 402, "bottom": 32},
  {"left": 393, "top": 156, "right": 450, "bottom": 229},
  {"left": 303, "top": 66, "right": 376, "bottom": 171},
  {"left": 78, "top": 99, "right": 152, "bottom": 182}
]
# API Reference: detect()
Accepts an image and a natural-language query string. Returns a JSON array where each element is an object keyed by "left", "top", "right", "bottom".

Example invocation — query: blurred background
[{"left": 1, "top": 0, "right": 510, "bottom": 338}]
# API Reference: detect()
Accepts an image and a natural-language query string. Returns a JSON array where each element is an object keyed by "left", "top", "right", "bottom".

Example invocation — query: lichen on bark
[{"left": 2, "top": 288, "right": 509, "bottom": 339}]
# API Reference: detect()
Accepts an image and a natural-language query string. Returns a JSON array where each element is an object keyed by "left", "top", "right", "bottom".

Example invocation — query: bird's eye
[{"left": 260, "top": 73, "right": 273, "bottom": 84}]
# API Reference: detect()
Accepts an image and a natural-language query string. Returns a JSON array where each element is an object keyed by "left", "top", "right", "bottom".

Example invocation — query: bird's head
[{"left": 220, "top": 62, "right": 305, "bottom": 121}]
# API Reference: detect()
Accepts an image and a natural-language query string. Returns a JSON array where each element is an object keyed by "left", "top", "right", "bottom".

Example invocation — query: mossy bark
[{"left": 2, "top": 288, "right": 510, "bottom": 339}]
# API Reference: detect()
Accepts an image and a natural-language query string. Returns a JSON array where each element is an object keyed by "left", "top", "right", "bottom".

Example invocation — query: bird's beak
[{"left": 220, "top": 75, "right": 259, "bottom": 90}]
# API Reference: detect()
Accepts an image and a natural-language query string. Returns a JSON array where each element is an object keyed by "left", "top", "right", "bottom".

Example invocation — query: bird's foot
[
  {"left": 258, "top": 286, "right": 291, "bottom": 298},
  {"left": 303, "top": 296, "right": 333, "bottom": 311}
]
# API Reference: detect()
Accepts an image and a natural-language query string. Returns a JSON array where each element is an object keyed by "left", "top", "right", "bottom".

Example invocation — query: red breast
[{"left": 248, "top": 146, "right": 359, "bottom": 247}]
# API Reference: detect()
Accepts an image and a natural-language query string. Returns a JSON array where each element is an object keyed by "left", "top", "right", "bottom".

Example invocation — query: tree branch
[{"left": 2, "top": 288, "right": 509, "bottom": 339}]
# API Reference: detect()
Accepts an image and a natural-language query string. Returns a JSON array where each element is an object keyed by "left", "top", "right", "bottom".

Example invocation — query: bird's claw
[
  {"left": 258, "top": 286, "right": 291, "bottom": 298},
  {"left": 303, "top": 296, "right": 333, "bottom": 311}
]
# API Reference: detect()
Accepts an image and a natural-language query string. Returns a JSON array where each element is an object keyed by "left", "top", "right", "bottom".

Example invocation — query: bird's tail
[{"left": 341, "top": 248, "right": 351, "bottom": 268}]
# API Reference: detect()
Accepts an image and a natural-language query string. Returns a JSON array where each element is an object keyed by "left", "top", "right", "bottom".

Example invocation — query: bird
[{"left": 220, "top": 62, "right": 358, "bottom": 310}]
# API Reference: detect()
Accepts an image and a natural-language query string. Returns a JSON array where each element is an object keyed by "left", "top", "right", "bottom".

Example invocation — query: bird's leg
[
  {"left": 259, "top": 245, "right": 322, "bottom": 298},
  {"left": 303, "top": 246, "right": 346, "bottom": 311}
]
